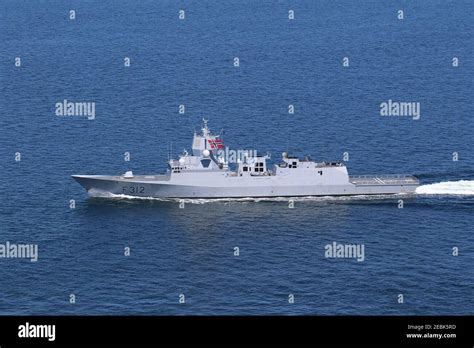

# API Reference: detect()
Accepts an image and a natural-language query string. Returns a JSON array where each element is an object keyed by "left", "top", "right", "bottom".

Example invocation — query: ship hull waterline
[{"left": 72, "top": 175, "right": 419, "bottom": 199}]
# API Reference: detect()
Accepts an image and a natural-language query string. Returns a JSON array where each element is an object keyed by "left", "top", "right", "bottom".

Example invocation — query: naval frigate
[{"left": 72, "top": 120, "right": 419, "bottom": 199}]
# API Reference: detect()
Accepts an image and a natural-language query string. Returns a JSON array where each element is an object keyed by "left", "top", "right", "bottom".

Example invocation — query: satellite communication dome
[{"left": 202, "top": 149, "right": 210, "bottom": 158}]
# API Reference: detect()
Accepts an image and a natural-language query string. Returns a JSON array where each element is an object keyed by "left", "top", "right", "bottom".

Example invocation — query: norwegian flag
[{"left": 207, "top": 138, "right": 224, "bottom": 149}]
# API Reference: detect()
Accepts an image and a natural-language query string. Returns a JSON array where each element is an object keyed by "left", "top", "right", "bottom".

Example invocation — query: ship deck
[
  {"left": 349, "top": 175, "right": 419, "bottom": 186},
  {"left": 72, "top": 174, "right": 170, "bottom": 182}
]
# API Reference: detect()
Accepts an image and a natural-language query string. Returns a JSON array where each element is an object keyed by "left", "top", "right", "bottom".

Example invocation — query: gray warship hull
[{"left": 72, "top": 173, "right": 419, "bottom": 199}]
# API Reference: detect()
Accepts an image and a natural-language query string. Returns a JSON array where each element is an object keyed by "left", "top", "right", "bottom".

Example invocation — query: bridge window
[{"left": 243, "top": 167, "right": 248, "bottom": 172}]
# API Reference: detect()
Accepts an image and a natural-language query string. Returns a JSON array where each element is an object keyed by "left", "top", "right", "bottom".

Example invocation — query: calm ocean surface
[{"left": 1, "top": 0, "right": 473, "bottom": 315}]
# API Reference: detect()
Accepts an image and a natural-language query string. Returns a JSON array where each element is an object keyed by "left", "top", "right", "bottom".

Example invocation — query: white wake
[
  {"left": 416, "top": 180, "right": 474, "bottom": 196},
  {"left": 87, "top": 180, "right": 474, "bottom": 204},
  {"left": 87, "top": 189, "right": 405, "bottom": 204}
]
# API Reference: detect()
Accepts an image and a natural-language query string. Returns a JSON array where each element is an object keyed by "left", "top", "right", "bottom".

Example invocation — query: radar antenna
[{"left": 202, "top": 118, "right": 210, "bottom": 137}]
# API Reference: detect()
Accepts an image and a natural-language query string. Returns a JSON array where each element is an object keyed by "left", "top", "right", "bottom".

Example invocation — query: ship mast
[{"left": 202, "top": 118, "right": 210, "bottom": 137}]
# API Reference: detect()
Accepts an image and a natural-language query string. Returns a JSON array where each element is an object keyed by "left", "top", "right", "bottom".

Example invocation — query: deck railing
[
  {"left": 350, "top": 174, "right": 414, "bottom": 179},
  {"left": 349, "top": 174, "right": 419, "bottom": 186}
]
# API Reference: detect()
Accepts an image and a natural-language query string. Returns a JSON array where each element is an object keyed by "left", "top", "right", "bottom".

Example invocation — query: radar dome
[{"left": 202, "top": 149, "right": 210, "bottom": 158}]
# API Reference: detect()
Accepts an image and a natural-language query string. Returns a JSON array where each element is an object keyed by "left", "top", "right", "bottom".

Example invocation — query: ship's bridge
[{"left": 168, "top": 152, "right": 226, "bottom": 173}]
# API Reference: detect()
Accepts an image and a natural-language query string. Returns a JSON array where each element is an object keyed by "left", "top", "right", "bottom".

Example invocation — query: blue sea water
[{"left": 0, "top": 0, "right": 473, "bottom": 315}]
